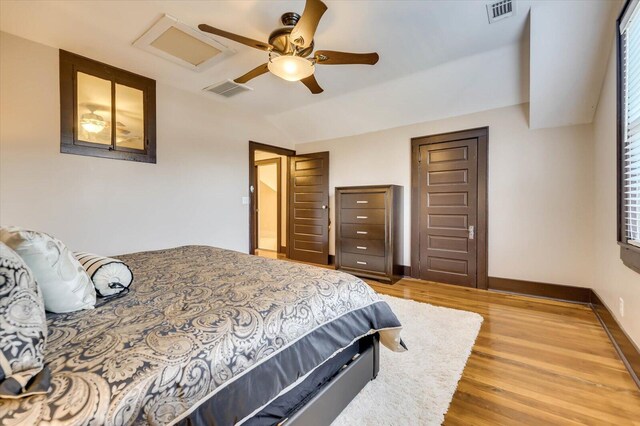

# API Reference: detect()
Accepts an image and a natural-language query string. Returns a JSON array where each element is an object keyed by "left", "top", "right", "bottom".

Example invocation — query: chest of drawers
[{"left": 335, "top": 185, "right": 403, "bottom": 283}]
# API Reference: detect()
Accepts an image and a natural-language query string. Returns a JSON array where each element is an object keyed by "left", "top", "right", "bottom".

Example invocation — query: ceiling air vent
[
  {"left": 486, "top": 0, "right": 515, "bottom": 24},
  {"left": 203, "top": 80, "right": 253, "bottom": 98}
]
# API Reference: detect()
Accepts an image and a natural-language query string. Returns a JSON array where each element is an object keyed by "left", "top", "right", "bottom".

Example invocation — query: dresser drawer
[
  {"left": 340, "top": 192, "right": 386, "bottom": 209},
  {"left": 340, "top": 224, "right": 385, "bottom": 240},
  {"left": 340, "top": 209, "right": 385, "bottom": 225},
  {"left": 340, "top": 253, "right": 386, "bottom": 273},
  {"left": 336, "top": 185, "right": 401, "bottom": 283},
  {"left": 340, "top": 238, "right": 385, "bottom": 257}
]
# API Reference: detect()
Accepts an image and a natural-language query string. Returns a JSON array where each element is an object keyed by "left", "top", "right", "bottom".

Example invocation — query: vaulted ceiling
[{"left": 0, "top": 0, "right": 619, "bottom": 143}]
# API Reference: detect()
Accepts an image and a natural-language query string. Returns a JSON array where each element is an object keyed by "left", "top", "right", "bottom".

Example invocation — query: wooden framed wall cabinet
[
  {"left": 335, "top": 185, "right": 403, "bottom": 283},
  {"left": 59, "top": 50, "right": 157, "bottom": 163}
]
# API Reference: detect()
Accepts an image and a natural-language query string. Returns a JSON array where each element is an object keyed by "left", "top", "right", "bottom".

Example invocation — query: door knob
[
  {"left": 322, "top": 205, "right": 327, "bottom": 209},
  {"left": 468, "top": 225, "right": 475, "bottom": 240}
]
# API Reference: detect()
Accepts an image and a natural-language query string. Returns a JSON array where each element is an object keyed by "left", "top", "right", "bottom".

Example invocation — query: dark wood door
[
  {"left": 416, "top": 136, "right": 479, "bottom": 287},
  {"left": 288, "top": 152, "right": 330, "bottom": 264}
]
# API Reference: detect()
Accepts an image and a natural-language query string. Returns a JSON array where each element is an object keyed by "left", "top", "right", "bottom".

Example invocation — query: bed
[{"left": 0, "top": 245, "right": 404, "bottom": 425}]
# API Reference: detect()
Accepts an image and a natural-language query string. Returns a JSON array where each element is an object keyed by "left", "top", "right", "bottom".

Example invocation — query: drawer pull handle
[
  {"left": 356, "top": 261, "right": 368, "bottom": 265},
  {"left": 356, "top": 201, "right": 368, "bottom": 204},
  {"left": 356, "top": 246, "right": 367, "bottom": 250},
  {"left": 356, "top": 216, "right": 368, "bottom": 219},
  {"left": 356, "top": 231, "right": 368, "bottom": 235}
]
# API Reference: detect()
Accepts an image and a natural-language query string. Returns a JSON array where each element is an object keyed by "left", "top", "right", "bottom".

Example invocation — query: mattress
[{"left": 0, "top": 246, "right": 404, "bottom": 425}]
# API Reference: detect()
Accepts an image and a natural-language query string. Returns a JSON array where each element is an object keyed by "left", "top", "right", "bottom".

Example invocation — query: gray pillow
[{"left": 0, "top": 242, "right": 51, "bottom": 398}]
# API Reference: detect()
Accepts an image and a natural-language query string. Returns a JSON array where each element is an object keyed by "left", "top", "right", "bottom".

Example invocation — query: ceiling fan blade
[
  {"left": 314, "top": 50, "right": 379, "bottom": 65},
  {"left": 300, "top": 74, "right": 324, "bottom": 94},
  {"left": 198, "top": 24, "right": 272, "bottom": 51},
  {"left": 234, "top": 63, "right": 269, "bottom": 84},
  {"left": 290, "top": 0, "right": 328, "bottom": 49}
]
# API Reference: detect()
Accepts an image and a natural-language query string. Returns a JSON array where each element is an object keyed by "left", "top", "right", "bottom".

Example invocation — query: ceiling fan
[{"left": 198, "top": 0, "right": 379, "bottom": 94}]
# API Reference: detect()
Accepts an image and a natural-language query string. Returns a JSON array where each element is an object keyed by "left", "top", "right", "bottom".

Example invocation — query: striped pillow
[{"left": 74, "top": 252, "right": 133, "bottom": 297}]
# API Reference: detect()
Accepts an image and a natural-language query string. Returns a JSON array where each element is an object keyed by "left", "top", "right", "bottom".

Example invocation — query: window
[
  {"left": 60, "top": 50, "right": 156, "bottom": 163},
  {"left": 618, "top": 0, "right": 640, "bottom": 273}
]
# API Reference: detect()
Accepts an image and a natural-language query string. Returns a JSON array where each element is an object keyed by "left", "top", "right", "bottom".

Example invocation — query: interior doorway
[
  {"left": 249, "top": 142, "right": 296, "bottom": 257},
  {"left": 249, "top": 142, "right": 331, "bottom": 265},
  {"left": 255, "top": 157, "right": 281, "bottom": 254},
  {"left": 256, "top": 158, "right": 280, "bottom": 251}
]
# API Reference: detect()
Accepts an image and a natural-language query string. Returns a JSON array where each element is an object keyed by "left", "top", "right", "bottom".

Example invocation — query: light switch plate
[{"left": 241, "top": 196, "right": 249, "bottom": 205}]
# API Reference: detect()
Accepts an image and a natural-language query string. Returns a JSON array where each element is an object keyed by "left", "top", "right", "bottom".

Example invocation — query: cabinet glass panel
[
  {"left": 115, "top": 83, "right": 145, "bottom": 150},
  {"left": 76, "top": 72, "right": 112, "bottom": 145}
]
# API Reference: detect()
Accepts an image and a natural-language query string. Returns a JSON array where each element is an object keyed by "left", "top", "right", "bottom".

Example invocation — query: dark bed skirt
[
  {"left": 176, "top": 334, "right": 380, "bottom": 426},
  {"left": 282, "top": 333, "right": 379, "bottom": 426}
]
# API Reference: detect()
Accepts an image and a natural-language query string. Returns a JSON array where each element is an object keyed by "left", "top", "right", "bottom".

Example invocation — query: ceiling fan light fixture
[
  {"left": 80, "top": 112, "right": 106, "bottom": 133},
  {"left": 268, "top": 55, "right": 314, "bottom": 82},
  {"left": 198, "top": 0, "right": 378, "bottom": 94}
]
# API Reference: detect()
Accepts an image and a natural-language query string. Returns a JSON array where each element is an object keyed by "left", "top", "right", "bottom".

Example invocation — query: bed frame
[{"left": 283, "top": 333, "right": 380, "bottom": 426}]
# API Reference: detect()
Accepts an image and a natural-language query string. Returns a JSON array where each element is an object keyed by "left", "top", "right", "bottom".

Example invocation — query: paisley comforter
[{"left": 0, "top": 246, "right": 404, "bottom": 425}]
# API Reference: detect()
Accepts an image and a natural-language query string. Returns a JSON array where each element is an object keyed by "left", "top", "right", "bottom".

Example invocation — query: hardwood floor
[
  {"left": 254, "top": 249, "right": 281, "bottom": 259},
  {"left": 255, "top": 251, "right": 640, "bottom": 423},
  {"left": 366, "top": 277, "right": 640, "bottom": 425}
]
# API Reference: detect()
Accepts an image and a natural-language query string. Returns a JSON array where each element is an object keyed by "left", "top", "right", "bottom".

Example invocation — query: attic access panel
[{"left": 133, "top": 14, "right": 234, "bottom": 71}]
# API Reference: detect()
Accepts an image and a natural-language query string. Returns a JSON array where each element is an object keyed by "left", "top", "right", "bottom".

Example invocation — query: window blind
[{"left": 622, "top": 1, "right": 640, "bottom": 248}]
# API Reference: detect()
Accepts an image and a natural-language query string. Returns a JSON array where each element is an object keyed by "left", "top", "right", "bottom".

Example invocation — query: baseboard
[
  {"left": 590, "top": 291, "right": 640, "bottom": 388},
  {"left": 488, "top": 276, "right": 592, "bottom": 304},
  {"left": 279, "top": 245, "right": 286, "bottom": 254}
]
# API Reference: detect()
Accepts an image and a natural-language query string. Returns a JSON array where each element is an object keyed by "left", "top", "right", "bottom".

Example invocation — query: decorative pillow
[
  {"left": 0, "top": 242, "right": 51, "bottom": 399},
  {"left": 74, "top": 252, "right": 133, "bottom": 297},
  {"left": 0, "top": 227, "right": 96, "bottom": 314}
]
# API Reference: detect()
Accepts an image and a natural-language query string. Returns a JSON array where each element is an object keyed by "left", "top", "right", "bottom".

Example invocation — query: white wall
[
  {"left": 0, "top": 32, "right": 291, "bottom": 256},
  {"left": 528, "top": 1, "right": 618, "bottom": 129},
  {"left": 296, "top": 103, "right": 596, "bottom": 288},
  {"left": 593, "top": 40, "right": 640, "bottom": 346}
]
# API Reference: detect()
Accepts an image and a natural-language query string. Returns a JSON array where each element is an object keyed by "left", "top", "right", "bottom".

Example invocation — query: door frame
[
  {"left": 249, "top": 141, "right": 296, "bottom": 255},
  {"left": 255, "top": 158, "right": 282, "bottom": 253},
  {"left": 410, "top": 127, "right": 489, "bottom": 289}
]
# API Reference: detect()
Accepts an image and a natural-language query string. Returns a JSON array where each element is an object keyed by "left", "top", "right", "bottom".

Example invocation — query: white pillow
[
  {"left": 0, "top": 227, "right": 96, "bottom": 313},
  {"left": 74, "top": 252, "right": 133, "bottom": 297}
]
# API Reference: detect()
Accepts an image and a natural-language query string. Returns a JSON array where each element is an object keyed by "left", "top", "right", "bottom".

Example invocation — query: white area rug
[{"left": 333, "top": 295, "right": 483, "bottom": 426}]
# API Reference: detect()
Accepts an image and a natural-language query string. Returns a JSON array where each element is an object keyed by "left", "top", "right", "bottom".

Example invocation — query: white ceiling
[
  {"left": 0, "top": 0, "right": 619, "bottom": 143},
  {"left": 0, "top": 1, "right": 530, "bottom": 113}
]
